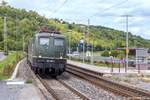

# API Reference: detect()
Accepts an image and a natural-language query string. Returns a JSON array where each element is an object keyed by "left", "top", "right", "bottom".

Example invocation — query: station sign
[{"left": 136, "top": 48, "right": 148, "bottom": 57}]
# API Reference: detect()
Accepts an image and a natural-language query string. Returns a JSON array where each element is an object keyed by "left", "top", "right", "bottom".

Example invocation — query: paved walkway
[
  {"left": 0, "top": 58, "right": 45, "bottom": 100},
  {"left": 67, "top": 60, "right": 150, "bottom": 74},
  {"left": 0, "top": 52, "right": 6, "bottom": 61},
  {"left": 0, "top": 81, "right": 43, "bottom": 100}
]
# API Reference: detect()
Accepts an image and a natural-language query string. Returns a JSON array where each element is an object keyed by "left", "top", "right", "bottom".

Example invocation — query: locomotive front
[{"left": 28, "top": 30, "right": 67, "bottom": 77}]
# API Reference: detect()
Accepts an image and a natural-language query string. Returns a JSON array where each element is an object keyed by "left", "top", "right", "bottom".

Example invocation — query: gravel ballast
[
  {"left": 104, "top": 73, "right": 150, "bottom": 92},
  {"left": 58, "top": 72, "right": 124, "bottom": 100}
]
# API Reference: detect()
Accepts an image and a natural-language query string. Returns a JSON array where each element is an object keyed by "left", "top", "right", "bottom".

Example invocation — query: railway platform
[
  {"left": 67, "top": 60, "right": 150, "bottom": 74},
  {"left": 0, "top": 52, "right": 6, "bottom": 61}
]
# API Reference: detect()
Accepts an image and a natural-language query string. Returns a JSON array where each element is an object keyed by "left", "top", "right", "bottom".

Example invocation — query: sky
[{"left": 2, "top": 0, "right": 150, "bottom": 39}]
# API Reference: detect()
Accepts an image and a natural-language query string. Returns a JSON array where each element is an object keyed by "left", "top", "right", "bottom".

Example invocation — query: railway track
[
  {"left": 26, "top": 60, "right": 89, "bottom": 100},
  {"left": 37, "top": 75, "right": 89, "bottom": 100},
  {"left": 66, "top": 63, "right": 150, "bottom": 99}
]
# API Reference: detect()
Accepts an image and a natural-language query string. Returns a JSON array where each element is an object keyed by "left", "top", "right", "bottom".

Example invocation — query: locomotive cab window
[
  {"left": 54, "top": 38, "right": 64, "bottom": 46},
  {"left": 39, "top": 37, "right": 49, "bottom": 45}
]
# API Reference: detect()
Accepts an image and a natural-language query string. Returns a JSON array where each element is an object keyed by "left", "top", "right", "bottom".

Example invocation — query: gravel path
[{"left": 58, "top": 72, "right": 124, "bottom": 100}]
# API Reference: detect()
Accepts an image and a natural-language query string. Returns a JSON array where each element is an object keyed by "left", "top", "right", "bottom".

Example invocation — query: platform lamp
[{"left": 67, "top": 30, "right": 72, "bottom": 60}]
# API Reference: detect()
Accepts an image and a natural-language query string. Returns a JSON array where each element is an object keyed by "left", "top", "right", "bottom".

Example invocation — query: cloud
[{"left": 2, "top": 0, "right": 150, "bottom": 39}]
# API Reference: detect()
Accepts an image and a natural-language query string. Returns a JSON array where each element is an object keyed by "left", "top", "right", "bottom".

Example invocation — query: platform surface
[
  {"left": 0, "top": 52, "right": 6, "bottom": 61},
  {"left": 67, "top": 60, "right": 150, "bottom": 74}
]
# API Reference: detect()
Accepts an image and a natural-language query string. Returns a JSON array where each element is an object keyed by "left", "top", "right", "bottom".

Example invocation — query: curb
[{"left": 8, "top": 59, "right": 24, "bottom": 80}]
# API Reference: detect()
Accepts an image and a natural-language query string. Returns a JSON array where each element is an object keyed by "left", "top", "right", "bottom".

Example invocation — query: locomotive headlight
[
  {"left": 60, "top": 56, "right": 62, "bottom": 59},
  {"left": 46, "top": 60, "right": 54, "bottom": 62},
  {"left": 39, "top": 55, "right": 42, "bottom": 58},
  {"left": 51, "top": 34, "right": 54, "bottom": 36}
]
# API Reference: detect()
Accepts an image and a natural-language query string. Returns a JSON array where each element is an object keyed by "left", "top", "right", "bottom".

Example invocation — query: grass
[
  {"left": 111, "top": 76, "right": 122, "bottom": 82},
  {"left": 123, "top": 78, "right": 131, "bottom": 83},
  {"left": 141, "top": 77, "right": 150, "bottom": 83},
  {"left": 93, "top": 51, "right": 103, "bottom": 56},
  {"left": 26, "top": 80, "right": 32, "bottom": 84},
  {"left": 0, "top": 51, "right": 25, "bottom": 80}
]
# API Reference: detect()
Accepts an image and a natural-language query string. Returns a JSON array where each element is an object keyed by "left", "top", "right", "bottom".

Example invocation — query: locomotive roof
[{"left": 36, "top": 32, "right": 65, "bottom": 38}]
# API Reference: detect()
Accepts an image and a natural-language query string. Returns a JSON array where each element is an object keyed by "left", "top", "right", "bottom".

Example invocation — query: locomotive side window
[
  {"left": 54, "top": 38, "right": 64, "bottom": 46},
  {"left": 39, "top": 38, "right": 49, "bottom": 45}
]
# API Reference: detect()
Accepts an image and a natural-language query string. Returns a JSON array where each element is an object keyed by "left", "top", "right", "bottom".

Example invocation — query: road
[{"left": 0, "top": 52, "right": 6, "bottom": 61}]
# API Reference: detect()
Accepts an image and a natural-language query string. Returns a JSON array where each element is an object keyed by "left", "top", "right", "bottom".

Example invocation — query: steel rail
[
  {"left": 37, "top": 75, "right": 89, "bottom": 100},
  {"left": 37, "top": 75, "right": 60, "bottom": 100},
  {"left": 57, "top": 78, "right": 89, "bottom": 100},
  {"left": 66, "top": 64, "right": 150, "bottom": 99}
]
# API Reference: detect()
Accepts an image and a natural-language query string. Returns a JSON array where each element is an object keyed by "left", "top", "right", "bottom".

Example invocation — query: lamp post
[
  {"left": 83, "top": 36, "right": 85, "bottom": 63},
  {"left": 80, "top": 25, "right": 86, "bottom": 63},
  {"left": 67, "top": 30, "right": 72, "bottom": 60},
  {"left": 87, "top": 19, "right": 93, "bottom": 64},
  {"left": 91, "top": 39, "right": 94, "bottom": 64}
]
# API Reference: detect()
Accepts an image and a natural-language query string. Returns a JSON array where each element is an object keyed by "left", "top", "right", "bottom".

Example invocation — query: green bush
[
  {"left": 101, "top": 50, "right": 109, "bottom": 57},
  {"left": 111, "top": 50, "right": 119, "bottom": 57},
  {"left": 101, "top": 50, "right": 125, "bottom": 58}
]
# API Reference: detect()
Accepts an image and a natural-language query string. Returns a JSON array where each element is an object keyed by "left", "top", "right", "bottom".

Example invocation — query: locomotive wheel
[
  {"left": 37, "top": 68, "right": 41, "bottom": 74},
  {"left": 42, "top": 68, "right": 45, "bottom": 74},
  {"left": 33, "top": 68, "right": 37, "bottom": 74},
  {"left": 51, "top": 75, "right": 57, "bottom": 78}
]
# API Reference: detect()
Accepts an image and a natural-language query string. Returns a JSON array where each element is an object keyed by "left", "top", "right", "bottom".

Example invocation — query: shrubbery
[
  {"left": 0, "top": 51, "right": 24, "bottom": 80},
  {"left": 101, "top": 50, "right": 125, "bottom": 58}
]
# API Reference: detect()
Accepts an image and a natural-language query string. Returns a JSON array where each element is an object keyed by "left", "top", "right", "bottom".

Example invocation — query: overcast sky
[{"left": 3, "top": 0, "right": 150, "bottom": 39}]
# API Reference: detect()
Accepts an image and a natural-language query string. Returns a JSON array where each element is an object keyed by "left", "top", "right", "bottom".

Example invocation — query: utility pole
[
  {"left": 4, "top": 16, "right": 8, "bottom": 55},
  {"left": 122, "top": 15, "right": 131, "bottom": 72},
  {"left": 126, "top": 15, "right": 129, "bottom": 73},
  {"left": 16, "top": 15, "right": 19, "bottom": 61}
]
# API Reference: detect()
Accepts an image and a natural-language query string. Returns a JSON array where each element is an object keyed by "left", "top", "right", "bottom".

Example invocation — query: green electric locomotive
[{"left": 27, "top": 29, "right": 67, "bottom": 77}]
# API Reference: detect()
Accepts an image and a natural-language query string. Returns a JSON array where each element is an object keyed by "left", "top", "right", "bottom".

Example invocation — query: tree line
[{"left": 0, "top": 5, "right": 150, "bottom": 53}]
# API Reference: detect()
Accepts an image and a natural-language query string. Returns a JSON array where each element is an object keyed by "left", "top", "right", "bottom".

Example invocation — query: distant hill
[{"left": 0, "top": 5, "right": 150, "bottom": 51}]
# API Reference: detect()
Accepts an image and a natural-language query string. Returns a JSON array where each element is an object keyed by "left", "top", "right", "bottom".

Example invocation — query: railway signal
[
  {"left": 126, "top": 48, "right": 129, "bottom": 55},
  {"left": 109, "top": 51, "right": 111, "bottom": 56}
]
